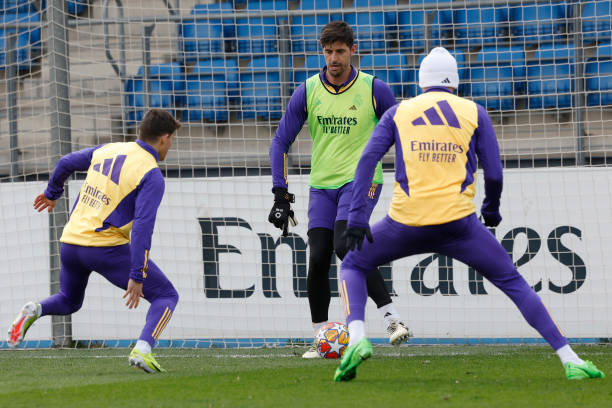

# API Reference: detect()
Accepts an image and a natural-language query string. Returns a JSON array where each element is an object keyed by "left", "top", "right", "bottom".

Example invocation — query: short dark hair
[
  {"left": 320, "top": 21, "right": 354, "bottom": 48},
  {"left": 138, "top": 109, "right": 181, "bottom": 143}
]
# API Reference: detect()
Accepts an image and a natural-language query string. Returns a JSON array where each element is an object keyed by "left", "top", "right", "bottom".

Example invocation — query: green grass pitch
[{"left": 1, "top": 345, "right": 611, "bottom": 407}]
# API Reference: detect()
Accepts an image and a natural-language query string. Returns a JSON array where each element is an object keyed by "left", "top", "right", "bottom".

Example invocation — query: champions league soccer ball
[{"left": 314, "top": 322, "right": 350, "bottom": 359}]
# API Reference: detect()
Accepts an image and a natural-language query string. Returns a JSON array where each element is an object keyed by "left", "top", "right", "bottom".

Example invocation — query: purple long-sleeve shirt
[
  {"left": 349, "top": 87, "right": 503, "bottom": 228},
  {"left": 269, "top": 65, "right": 398, "bottom": 190},
  {"left": 44, "top": 139, "right": 164, "bottom": 282}
]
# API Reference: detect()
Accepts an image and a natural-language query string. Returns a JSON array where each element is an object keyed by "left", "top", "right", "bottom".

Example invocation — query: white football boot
[
  {"left": 8, "top": 302, "right": 40, "bottom": 348},
  {"left": 386, "top": 321, "right": 412, "bottom": 346},
  {"left": 302, "top": 342, "right": 321, "bottom": 359}
]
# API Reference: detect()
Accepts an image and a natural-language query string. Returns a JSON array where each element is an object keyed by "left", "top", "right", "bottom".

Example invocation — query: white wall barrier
[{"left": 2, "top": 168, "right": 611, "bottom": 343}]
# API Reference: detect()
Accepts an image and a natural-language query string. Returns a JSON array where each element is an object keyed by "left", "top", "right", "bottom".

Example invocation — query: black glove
[
  {"left": 342, "top": 226, "right": 373, "bottom": 251},
  {"left": 481, "top": 211, "right": 502, "bottom": 227},
  {"left": 268, "top": 188, "right": 297, "bottom": 237}
]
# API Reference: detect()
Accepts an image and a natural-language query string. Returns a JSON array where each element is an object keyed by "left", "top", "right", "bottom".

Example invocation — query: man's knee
[
  {"left": 64, "top": 294, "right": 84, "bottom": 314},
  {"left": 168, "top": 285, "right": 179, "bottom": 305},
  {"left": 309, "top": 249, "right": 333, "bottom": 275},
  {"left": 340, "top": 250, "right": 361, "bottom": 272},
  {"left": 144, "top": 280, "right": 180, "bottom": 305},
  {"left": 308, "top": 228, "right": 334, "bottom": 273}
]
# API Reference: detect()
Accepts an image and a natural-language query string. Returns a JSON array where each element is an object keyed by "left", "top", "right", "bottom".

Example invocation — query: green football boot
[
  {"left": 565, "top": 360, "right": 605, "bottom": 380},
  {"left": 129, "top": 348, "right": 166, "bottom": 373},
  {"left": 333, "top": 337, "right": 372, "bottom": 382}
]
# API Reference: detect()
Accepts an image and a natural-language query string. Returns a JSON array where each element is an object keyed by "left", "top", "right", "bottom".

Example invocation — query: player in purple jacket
[
  {"left": 334, "top": 48, "right": 605, "bottom": 382},
  {"left": 7, "top": 109, "right": 180, "bottom": 373}
]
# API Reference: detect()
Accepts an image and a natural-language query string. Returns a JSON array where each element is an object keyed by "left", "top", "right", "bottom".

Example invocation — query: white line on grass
[
  {"left": 2, "top": 349, "right": 609, "bottom": 359},
  {"left": 0, "top": 353, "right": 298, "bottom": 359}
]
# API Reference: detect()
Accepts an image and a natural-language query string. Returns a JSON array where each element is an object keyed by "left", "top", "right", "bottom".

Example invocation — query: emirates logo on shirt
[
  {"left": 316, "top": 115, "right": 358, "bottom": 134},
  {"left": 81, "top": 180, "right": 111, "bottom": 208}
]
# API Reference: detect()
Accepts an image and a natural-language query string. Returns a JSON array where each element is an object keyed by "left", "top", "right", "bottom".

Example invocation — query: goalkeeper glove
[
  {"left": 268, "top": 188, "right": 297, "bottom": 237},
  {"left": 342, "top": 226, "right": 373, "bottom": 251},
  {"left": 481, "top": 211, "right": 502, "bottom": 227}
]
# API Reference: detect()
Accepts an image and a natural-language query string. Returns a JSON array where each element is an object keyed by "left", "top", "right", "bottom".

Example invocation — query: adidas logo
[
  {"left": 441, "top": 78, "right": 451, "bottom": 84},
  {"left": 349, "top": 105, "right": 357, "bottom": 110},
  {"left": 411, "top": 101, "right": 461, "bottom": 129},
  {"left": 384, "top": 312, "right": 392, "bottom": 318}
]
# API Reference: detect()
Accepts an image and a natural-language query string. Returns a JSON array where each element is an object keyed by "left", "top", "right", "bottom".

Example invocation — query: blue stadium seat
[
  {"left": 354, "top": 0, "right": 398, "bottom": 25},
  {"left": 586, "top": 42, "right": 612, "bottom": 106},
  {"left": 397, "top": 0, "right": 452, "bottom": 53},
  {"left": 582, "top": 1, "right": 612, "bottom": 44},
  {"left": 453, "top": 5, "right": 509, "bottom": 48},
  {"left": 184, "top": 59, "right": 238, "bottom": 122},
  {"left": 509, "top": 1, "right": 570, "bottom": 45},
  {"left": 124, "top": 63, "right": 185, "bottom": 126},
  {"left": 411, "top": 49, "right": 468, "bottom": 97},
  {"left": 292, "top": 54, "right": 324, "bottom": 85},
  {"left": 67, "top": 0, "right": 89, "bottom": 16},
  {"left": 344, "top": 0, "right": 397, "bottom": 53},
  {"left": 0, "top": 11, "right": 41, "bottom": 71},
  {"left": 360, "top": 53, "right": 408, "bottom": 98},
  {"left": 239, "top": 56, "right": 283, "bottom": 120},
  {"left": 236, "top": 0, "right": 288, "bottom": 54},
  {"left": 527, "top": 44, "right": 574, "bottom": 109},
  {"left": 586, "top": 60, "right": 612, "bottom": 106},
  {"left": 291, "top": 0, "right": 342, "bottom": 53},
  {"left": 34, "top": 1, "right": 90, "bottom": 16},
  {"left": 470, "top": 46, "right": 526, "bottom": 111},
  {"left": 0, "top": 34, "right": 30, "bottom": 68},
  {"left": 597, "top": 41, "right": 612, "bottom": 58},
  {"left": 470, "top": 67, "right": 516, "bottom": 111},
  {"left": 180, "top": 3, "right": 233, "bottom": 61},
  {"left": 0, "top": 0, "right": 34, "bottom": 14}
]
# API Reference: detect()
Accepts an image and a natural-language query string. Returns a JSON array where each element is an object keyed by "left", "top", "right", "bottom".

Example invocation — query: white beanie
[{"left": 418, "top": 47, "right": 459, "bottom": 90}]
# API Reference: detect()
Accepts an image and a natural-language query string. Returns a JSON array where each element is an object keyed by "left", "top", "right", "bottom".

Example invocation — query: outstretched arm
[
  {"left": 344, "top": 105, "right": 398, "bottom": 251},
  {"left": 268, "top": 84, "right": 307, "bottom": 236},
  {"left": 33, "top": 193, "right": 57, "bottom": 213},
  {"left": 372, "top": 78, "right": 398, "bottom": 119},
  {"left": 129, "top": 168, "right": 165, "bottom": 285},
  {"left": 270, "top": 84, "right": 308, "bottom": 190},
  {"left": 474, "top": 104, "right": 503, "bottom": 226},
  {"left": 35, "top": 145, "right": 102, "bottom": 212},
  {"left": 44, "top": 145, "right": 102, "bottom": 200},
  {"left": 121, "top": 168, "right": 164, "bottom": 309},
  {"left": 348, "top": 105, "right": 399, "bottom": 228}
]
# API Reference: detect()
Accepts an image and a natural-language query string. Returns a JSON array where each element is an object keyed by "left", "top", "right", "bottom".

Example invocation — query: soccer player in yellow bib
[
  {"left": 334, "top": 47, "right": 605, "bottom": 381},
  {"left": 8, "top": 109, "right": 180, "bottom": 373},
  {"left": 269, "top": 21, "right": 409, "bottom": 358}
]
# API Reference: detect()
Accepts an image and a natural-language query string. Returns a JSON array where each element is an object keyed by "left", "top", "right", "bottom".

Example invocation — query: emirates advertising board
[{"left": 2, "top": 168, "right": 611, "bottom": 343}]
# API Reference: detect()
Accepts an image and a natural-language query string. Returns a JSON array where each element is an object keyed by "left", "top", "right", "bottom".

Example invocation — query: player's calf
[{"left": 7, "top": 302, "right": 40, "bottom": 348}]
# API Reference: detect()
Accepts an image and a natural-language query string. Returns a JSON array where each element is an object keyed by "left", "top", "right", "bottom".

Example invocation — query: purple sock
[{"left": 339, "top": 265, "right": 368, "bottom": 324}]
